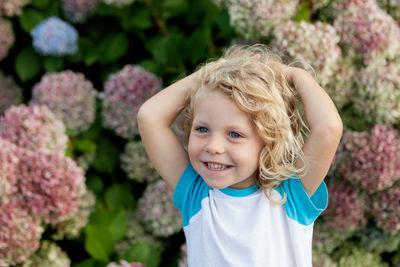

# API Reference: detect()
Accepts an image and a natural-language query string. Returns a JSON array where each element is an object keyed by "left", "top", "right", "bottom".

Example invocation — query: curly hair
[{"left": 180, "top": 44, "right": 309, "bottom": 204}]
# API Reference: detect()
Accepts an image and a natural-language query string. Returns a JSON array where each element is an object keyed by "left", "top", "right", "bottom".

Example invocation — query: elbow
[
  {"left": 314, "top": 116, "right": 343, "bottom": 143},
  {"left": 137, "top": 103, "right": 152, "bottom": 130}
]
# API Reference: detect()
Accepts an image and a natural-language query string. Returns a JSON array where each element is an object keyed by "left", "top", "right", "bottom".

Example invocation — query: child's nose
[{"left": 205, "top": 136, "right": 225, "bottom": 154}]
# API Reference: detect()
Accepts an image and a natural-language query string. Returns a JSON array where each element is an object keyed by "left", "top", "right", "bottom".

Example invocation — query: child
[{"left": 137, "top": 44, "right": 342, "bottom": 266}]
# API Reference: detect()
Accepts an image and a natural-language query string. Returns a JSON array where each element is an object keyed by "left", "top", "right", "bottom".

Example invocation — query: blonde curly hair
[{"left": 180, "top": 44, "right": 308, "bottom": 204}]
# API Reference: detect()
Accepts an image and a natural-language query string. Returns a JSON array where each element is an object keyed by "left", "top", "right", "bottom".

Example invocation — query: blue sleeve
[
  {"left": 173, "top": 163, "right": 210, "bottom": 227},
  {"left": 276, "top": 175, "right": 328, "bottom": 226}
]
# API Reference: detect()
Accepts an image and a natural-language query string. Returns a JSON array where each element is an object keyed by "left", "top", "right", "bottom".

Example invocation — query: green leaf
[
  {"left": 108, "top": 208, "right": 127, "bottom": 243},
  {"left": 98, "top": 33, "right": 128, "bottom": 64},
  {"left": 43, "top": 56, "right": 64, "bottom": 72},
  {"left": 19, "top": 9, "right": 44, "bottom": 33},
  {"left": 74, "top": 139, "right": 97, "bottom": 153},
  {"left": 32, "top": 0, "right": 50, "bottom": 8},
  {"left": 86, "top": 174, "right": 104, "bottom": 195},
  {"left": 105, "top": 184, "right": 134, "bottom": 210},
  {"left": 130, "top": 8, "right": 153, "bottom": 30},
  {"left": 122, "top": 242, "right": 151, "bottom": 263},
  {"left": 161, "top": 0, "right": 188, "bottom": 19},
  {"left": 138, "top": 59, "right": 161, "bottom": 76},
  {"left": 147, "top": 32, "right": 185, "bottom": 66},
  {"left": 92, "top": 138, "right": 119, "bottom": 173},
  {"left": 186, "top": 28, "right": 210, "bottom": 64},
  {"left": 72, "top": 258, "right": 96, "bottom": 267},
  {"left": 293, "top": 2, "right": 310, "bottom": 22},
  {"left": 84, "top": 224, "right": 113, "bottom": 262},
  {"left": 15, "top": 48, "right": 41, "bottom": 82}
]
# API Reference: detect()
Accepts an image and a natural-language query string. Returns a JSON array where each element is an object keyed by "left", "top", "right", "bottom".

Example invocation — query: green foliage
[
  {"left": 15, "top": 48, "right": 41, "bottom": 82},
  {"left": 122, "top": 242, "right": 161, "bottom": 267},
  {"left": 92, "top": 138, "right": 119, "bottom": 173}
]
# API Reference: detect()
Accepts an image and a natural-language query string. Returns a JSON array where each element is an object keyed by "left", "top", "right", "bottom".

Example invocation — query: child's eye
[
  {"left": 229, "top": 131, "right": 242, "bottom": 138},
  {"left": 195, "top": 127, "right": 208, "bottom": 133}
]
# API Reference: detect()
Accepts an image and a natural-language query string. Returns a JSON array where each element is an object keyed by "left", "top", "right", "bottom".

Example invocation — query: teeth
[{"left": 207, "top": 162, "right": 228, "bottom": 170}]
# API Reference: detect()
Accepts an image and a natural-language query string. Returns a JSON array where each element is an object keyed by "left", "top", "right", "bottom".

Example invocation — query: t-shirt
[{"left": 173, "top": 163, "right": 328, "bottom": 267}]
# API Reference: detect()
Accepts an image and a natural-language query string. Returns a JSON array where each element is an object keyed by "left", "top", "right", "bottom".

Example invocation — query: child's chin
[{"left": 202, "top": 179, "right": 228, "bottom": 189}]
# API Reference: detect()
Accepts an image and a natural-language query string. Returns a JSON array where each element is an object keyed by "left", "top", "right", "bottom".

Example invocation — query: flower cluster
[
  {"left": 0, "top": 18, "right": 15, "bottom": 61},
  {"left": 62, "top": 0, "right": 99, "bottom": 23},
  {"left": 51, "top": 190, "right": 96, "bottom": 240},
  {"left": 323, "top": 179, "right": 367, "bottom": 233},
  {"left": 370, "top": 185, "right": 400, "bottom": 234},
  {"left": 101, "top": 65, "right": 161, "bottom": 139},
  {"left": 0, "top": 138, "right": 19, "bottom": 199},
  {"left": 114, "top": 211, "right": 162, "bottom": 256},
  {"left": 353, "top": 57, "right": 400, "bottom": 125},
  {"left": 0, "top": 0, "right": 31, "bottom": 17},
  {"left": 31, "top": 71, "right": 97, "bottom": 135},
  {"left": 338, "top": 125, "right": 400, "bottom": 193},
  {"left": 0, "top": 199, "right": 43, "bottom": 266},
  {"left": 107, "top": 260, "right": 145, "bottom": 267},
  {"left": 21, "top": 241, "right": 70, "bottom": 267},
  {"left": 16, "top": 149, "right": 86, "bottom": 224},
  {"left": 312, "top": 247, "right": 336, "bottom": 267},
  {"left": 333, "top": 0, "right": 400, "bottom": 61},
  {"left": 120, "top": 141, "right": 160, "bottom": 183},
  {"left": 215, "top": 0, "right": 299, "bottom": 40},
  {"left": 31, "top": 17, "right": 78, "bottom": 56},
  {"left": 323, "top": 57, "right": 356, "bottom": 109},
  {"left": 137, "top": 180, "right": 182, "bottom": 237},
  {"left": 271, "top": 20, "right": 341, "bottom": 88},
  {"left": 0, "top": 72, "right": 22, "bottom": 115},
  {"left": 336, "top": 245, "right": 388, "bottom": 267},
  {"left": 102, "top": 0, "right": 135, "bottom": 7},
  {"left": 0, "top": 104, "right": 68, "bottom": 153}
]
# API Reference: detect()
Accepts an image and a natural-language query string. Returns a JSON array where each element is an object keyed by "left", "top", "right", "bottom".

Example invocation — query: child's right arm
[{"left": 137, "top": 73, "right": 196, "bottom": 191}]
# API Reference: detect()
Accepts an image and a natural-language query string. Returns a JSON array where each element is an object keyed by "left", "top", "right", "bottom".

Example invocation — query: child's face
[{"left": 188, "top": 90, "right": 264, "bottom": 189}]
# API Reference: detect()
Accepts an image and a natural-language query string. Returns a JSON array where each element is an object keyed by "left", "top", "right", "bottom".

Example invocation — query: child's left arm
[{"left": 286, "top": 67, "right": 343, "bottom": 197}]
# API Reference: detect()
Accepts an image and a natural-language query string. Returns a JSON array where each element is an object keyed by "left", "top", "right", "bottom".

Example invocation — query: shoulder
[{"left": 275, "top": 175, "right": 328, "bottom": 226}]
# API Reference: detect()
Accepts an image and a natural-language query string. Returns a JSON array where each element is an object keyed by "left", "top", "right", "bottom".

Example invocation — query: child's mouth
[{"left": 204, "top": 162, "right": 232, "bottom": 171}]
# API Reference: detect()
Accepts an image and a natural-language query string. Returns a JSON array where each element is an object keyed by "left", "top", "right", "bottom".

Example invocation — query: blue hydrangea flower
[{"left": 31, "top": 17, "right": 78, "bottom": 56}]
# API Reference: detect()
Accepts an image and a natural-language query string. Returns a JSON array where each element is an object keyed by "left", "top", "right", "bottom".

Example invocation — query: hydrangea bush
[
  {"left": 0, "top": 72, "right": 23, "bottom": 114},
  {"left": 213, "top": 0, "right": 299, "bottom": 40},
  {"left": 21, "top": 241, "right": 70, "bottom": 267},
  {"left": 62, "top": 0, "right": 99, "bottom": 23},
  {"left": 31, "top": 70, "right": 98, "bottom": 135},
  {"left": 0, "top": 104, "right": 68, "bottom": 153},
  {"left": 137, "top": 180, "right": 182, "bottom": 237},
  {"left": 333, "top": 0, "right": 400, "bottom": 62},
  {"left": 101, "top": 65, "right": 161, "bottom": 139},
  {"left": 0, "top": 18, "right": 15, "bottom": 61},
  {"left": 120, "top": 141, "right": 160, "bottom": 183},
  {"left": 271, "top": 20, "right": 341, "bottom": 88},
  {"left": 0, "top": 0, "right": 31, "bottom": 17},
  {"left": 31, "top": 17, "right": 78, "bottom": 56}
]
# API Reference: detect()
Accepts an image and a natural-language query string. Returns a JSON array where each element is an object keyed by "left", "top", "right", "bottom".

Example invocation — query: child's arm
[
  {"left": 137, "top": 73, "right": 195, "bottom": 191},
  {"left": 287, "top": 67, "right": 343, "bottom": 197}
]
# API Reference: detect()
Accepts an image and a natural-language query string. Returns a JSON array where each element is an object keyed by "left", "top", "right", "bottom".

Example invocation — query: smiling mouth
[{"left": 204, "top": 162, "right": 232, "bottom": 171}]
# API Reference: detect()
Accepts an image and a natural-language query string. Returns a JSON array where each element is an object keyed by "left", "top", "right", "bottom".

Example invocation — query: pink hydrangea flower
[
  {"left": 22, "top": 241, "right": 70, "bottom": 267},
  {"left": 101, "top": 65, "right": 161, "bottom": 139},
  {"left": 15, "top": 148, "right": 86, "bottom": 224},
  {"left": 353, "top": 56, "right": 400, "bottom": 125},
  {"left": 0, "top": 199, "right": 43, "bottom": 266},
  {"left": 137, "top": 180, "right": 182, "bottom": 237},
  {"left": 0, "top": 18, "right": 15, "bottom": 61},
  {"left": 62, "top": 0, "right": 99, "bottom": 23},
  {"left": 378, "top": 0, "right": 400, "bottom": 23},
  {"left": 338, "top": 125, "right": 400, "bottom": 193},
  {"left": 323, "top": 178, "right": 367, "bottom": 233},
  {"left": 0, "top": 71, "right": 22, "bottom": 114},
  {"left": 31, "top": 71, "right": 97, "bottom": 135},
  {"left": 271, "top": 20, "right": 341, "bottom": 88},
  {"left": 0, "top": 0, "right": 30, "bottom": 17},
  {"left": 333, "top": 0, "right": 400, "bottom": 61},
  {"left": 214, "top": 0, "right": 299, "bottom": 40},
  {"left": 370, "top": 185, "right": 400, "bottom": 234},
  {"left": 0, "top": 104, "right": 69, "bottom": 153},
  {"left": 120, "top": 141, "right": 160, "bottom": 183}
]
